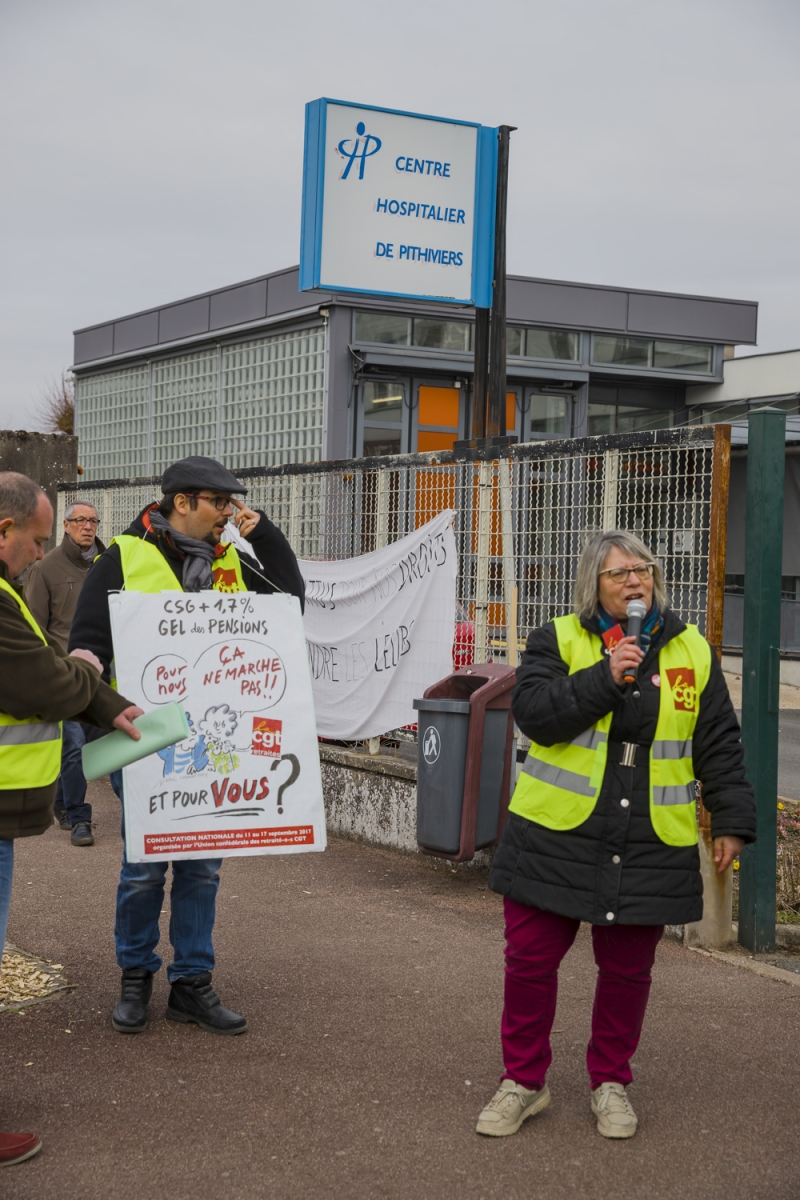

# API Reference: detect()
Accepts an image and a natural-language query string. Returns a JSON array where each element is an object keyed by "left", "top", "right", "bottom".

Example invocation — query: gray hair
[
  {"left": 0, "top": 471, "right": 44, "bottom": 526},
  {"left": 574, "top": 530, "right": 668, "bottom": 621},
  {"left": 65, "top": 499, "right": 99, "bottom": 520}
]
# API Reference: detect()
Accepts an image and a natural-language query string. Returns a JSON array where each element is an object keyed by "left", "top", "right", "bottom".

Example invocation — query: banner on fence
[
  {"left": 298, "top": 510, "right": 457, "bottom": 739},
  {"left": 109, "top": 592, "right": 326, "bottom": 863}
]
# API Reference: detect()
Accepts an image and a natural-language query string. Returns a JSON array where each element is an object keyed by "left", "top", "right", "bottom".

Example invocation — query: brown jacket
[
  {"left": 0, "top": 559, "right": 131, "bottom": 839},
  {"left": 25, "top": 532, "right": 106, "bottom": 651}
]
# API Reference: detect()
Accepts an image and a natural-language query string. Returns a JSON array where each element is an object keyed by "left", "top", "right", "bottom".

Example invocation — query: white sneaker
[
  {"left": 591, "top": 1082, "right": 638, "bottom": 1139},
  {"left": 476, "top": 1080, "right": 550, "bottom": 1137}
]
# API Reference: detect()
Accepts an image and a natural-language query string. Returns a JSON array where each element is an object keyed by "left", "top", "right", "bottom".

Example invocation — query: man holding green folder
[
  {"left": 70, "top": 455, "right": 305, "bottom": 1037},
  {"left": 0, "top": 471, "right": 142, "bottom": 1168}
]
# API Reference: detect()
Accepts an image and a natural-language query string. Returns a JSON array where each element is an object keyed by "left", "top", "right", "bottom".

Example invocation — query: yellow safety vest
[
  {"left": 112, "top": 535, "right": 246, "bottom": 594},
  {"left": 509, "top": 613, "right": 712, "bottom": 847},
  {"left": 0, "top": 577, "right": 63, "bottom": 790}
]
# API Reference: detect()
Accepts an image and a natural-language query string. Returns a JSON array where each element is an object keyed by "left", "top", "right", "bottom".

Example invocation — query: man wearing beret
[{"left": 70, "top": 456, "right": 305, "bottom": 1036}]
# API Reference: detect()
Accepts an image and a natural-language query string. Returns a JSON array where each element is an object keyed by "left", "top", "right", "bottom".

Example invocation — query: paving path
[{"left": 2, "top": 780, "right": 799, "bottom": 1200}]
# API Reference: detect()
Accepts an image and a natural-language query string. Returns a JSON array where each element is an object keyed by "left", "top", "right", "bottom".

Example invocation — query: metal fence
[{"left": 58, "top": 425, "right": 729, "bottom": 665}]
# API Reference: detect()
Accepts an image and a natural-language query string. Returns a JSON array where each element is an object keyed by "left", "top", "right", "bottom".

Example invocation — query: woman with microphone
[{"left": 476, "top": 530, "right": 755, "bottom": 1140}]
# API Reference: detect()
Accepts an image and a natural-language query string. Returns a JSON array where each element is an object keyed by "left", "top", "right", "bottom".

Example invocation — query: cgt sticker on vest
[{"left": 665, "top": 667, "right": 697, "bottom": 712}]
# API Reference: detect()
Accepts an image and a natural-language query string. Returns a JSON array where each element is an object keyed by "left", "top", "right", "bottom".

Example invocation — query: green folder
[{"left": 82, "top": 703, "right": 190, "bottom": 782}]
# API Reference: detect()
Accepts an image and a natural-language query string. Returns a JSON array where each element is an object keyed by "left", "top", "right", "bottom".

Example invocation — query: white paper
[
  {"left": 109, "top": 592, "right": 327, "bottom": 862},
  {"left": 299, "top": 511, "right": 457, "bottom": 739}
]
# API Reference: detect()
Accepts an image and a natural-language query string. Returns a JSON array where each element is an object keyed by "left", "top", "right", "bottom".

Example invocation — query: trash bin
[{"left": 413, "top": 663, "right": 517, "bottom": 863}]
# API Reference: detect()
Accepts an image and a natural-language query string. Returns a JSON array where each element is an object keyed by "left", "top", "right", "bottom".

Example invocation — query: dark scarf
[
  {"left": 597, "top": 604, "right": 663, "bottom": 658},
  {"left": 147, "top": 509, "right": 216, "bottom": 592}
]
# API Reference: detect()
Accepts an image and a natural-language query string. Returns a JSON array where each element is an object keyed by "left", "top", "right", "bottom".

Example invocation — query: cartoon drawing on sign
[
  {"left": 156, "top": 712, "right": 209, "bottom": 778},
  {"left": 198, "top": 705, "right": 240, "bottom": 775}
]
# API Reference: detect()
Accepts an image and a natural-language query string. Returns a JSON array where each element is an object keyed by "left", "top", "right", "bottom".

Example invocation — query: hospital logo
[
  {"left": 422, "top": 725, "right": 441, "bottom": 765},
  {"left": 666, "top": 668, "right": 697, "bottom": 712},
  {"left": 337, "top": 122, "right": 382, "bottom": 180}
]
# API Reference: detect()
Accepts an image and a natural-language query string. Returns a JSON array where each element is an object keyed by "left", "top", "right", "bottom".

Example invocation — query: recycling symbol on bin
[{"left": 422, "top": 726, "right": 441, "bottom": 765}]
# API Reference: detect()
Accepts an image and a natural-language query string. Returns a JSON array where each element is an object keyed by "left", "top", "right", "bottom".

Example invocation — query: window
[
  {"left": 592, "top": 336, "right": 653, "bottom": 368},
  {"left": 653, "top": 341, "right": 713, "bottom": 373},
  {"left": 588, "top": 403, "right": 673, "bottom": 436},
  {"left": 506, "top": 327, "right": 524, "bottom": 356},
  {"left": 524, "top": 328, "right": 580, "bottom": 361},
  {"left": 354, "top": 312, "right": 411, "bottom": 345},
  {"left": 362, "top": 381, "right": 405, "bottom": 457},
  {"left": 529, "top": 394, "right": 568, "bottom": 436},
  {"left": 412, "top": 319, "right": 471, "bottom": 352}
]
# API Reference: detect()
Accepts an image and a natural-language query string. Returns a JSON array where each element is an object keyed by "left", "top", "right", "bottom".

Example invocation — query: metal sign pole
[
  {"left": 738, "top": 406, "right": 786, "bottom": 954},
  {"left": 486, "top": 125, "right": 516, "bottom": 442}
]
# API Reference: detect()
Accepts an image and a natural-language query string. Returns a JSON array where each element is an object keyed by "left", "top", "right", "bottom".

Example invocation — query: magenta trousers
[{"left": 501, "top": 898, "right": 664, "bottom": 1091}]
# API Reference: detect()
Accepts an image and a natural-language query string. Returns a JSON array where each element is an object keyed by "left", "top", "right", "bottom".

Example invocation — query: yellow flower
[
  {"left": 733, "top": 861, "right": 740, "bottom": 871},
  {"left": 778, "top": 802, "right": 785, "bottom": 810}
]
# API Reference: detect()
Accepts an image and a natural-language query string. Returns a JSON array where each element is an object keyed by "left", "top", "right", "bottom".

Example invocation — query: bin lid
[{"left": 413, "top": 698, "right": 471, "bottom": 714}]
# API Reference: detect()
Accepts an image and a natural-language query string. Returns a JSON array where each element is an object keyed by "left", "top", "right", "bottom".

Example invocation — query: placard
[
  {"left": 300, "top": 98, "right": 497, "bottom": 306},
  {"left": 109, "top": 592, "right": 326, "bottom": 862}
]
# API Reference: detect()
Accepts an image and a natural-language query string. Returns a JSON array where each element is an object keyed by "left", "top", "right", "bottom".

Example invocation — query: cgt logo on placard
[
  {"left": 337, "top": 122, "right": 382, "bottom": 180},
  {"left": 252, "top": 717, "right": 282, "bottom": 758}
]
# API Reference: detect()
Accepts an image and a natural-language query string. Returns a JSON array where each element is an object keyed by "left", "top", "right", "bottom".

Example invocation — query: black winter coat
[
  {"left": 489, "top": 610, "right": 756, "bottom": 926},
  {"left": 70, "top": 506, "right": 305, "bottom": 679}
]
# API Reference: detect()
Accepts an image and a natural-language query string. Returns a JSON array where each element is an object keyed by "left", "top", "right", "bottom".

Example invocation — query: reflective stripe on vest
[
  {"left": 0, "top": 577, "right": 63, "bottom": 790},
  {"left": 508, "top": 612, "right": 712, "bottom": 847}
]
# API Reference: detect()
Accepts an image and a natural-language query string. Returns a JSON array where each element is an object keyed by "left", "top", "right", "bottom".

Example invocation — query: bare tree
[{"left": 38, "top": 371, "right": 75, "bottom": 435}]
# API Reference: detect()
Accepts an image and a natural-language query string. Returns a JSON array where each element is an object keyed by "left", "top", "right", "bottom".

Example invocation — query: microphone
[{"left": 623, "top": 599, "right": 647, "bottom": 685}]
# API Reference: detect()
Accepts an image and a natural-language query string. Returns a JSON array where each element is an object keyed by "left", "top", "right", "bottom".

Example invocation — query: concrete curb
[{"left": 687, "top": 945, "right": 800, "bottom": 987}]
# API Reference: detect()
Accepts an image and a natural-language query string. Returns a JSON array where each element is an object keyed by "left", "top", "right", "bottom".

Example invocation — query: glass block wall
[
  {"left": 152, "top": 349, "right": 219, "bottom": 473},
  {"left": 74, "top": 364, "right": 150, "bottom": 478},
  {"left": 220, "top": 327, "right": 325, "bottom": 469},
  {"left": 74, "top": 324, "right": 325, "bottom": 480}
]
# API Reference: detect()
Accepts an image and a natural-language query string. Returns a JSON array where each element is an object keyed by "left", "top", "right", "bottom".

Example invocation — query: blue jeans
[
  {"left": 0, "top": 838, "right": 13, "bottom": 954},
  {"left": 55, "top": 721, "right": 92, "bottom": 826},
  {"left": 110, "top": 771, "right": 222, "bottom": 983}
]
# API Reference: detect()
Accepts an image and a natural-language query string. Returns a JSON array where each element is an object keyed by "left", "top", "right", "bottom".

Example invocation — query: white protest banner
[
  {"left": 109, "top": 592, "right": 326, "bottom": 863},
  {"left": 299, "top": 510, "right": 457, "bottom": 739}
]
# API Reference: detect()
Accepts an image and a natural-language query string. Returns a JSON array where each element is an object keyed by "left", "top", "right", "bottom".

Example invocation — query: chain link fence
[{"left": 58, "top": 425, "right": 728, "bottom": 666}]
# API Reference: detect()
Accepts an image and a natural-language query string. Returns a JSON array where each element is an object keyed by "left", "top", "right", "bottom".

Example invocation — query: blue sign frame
[{"left": 300, "top": 98, "right": 498, "bottom": 309}]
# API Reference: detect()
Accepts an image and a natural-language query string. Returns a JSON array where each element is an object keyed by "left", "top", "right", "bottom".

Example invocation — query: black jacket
[
  {"left": 489, "top": 610, "right": 756, "bottom": 926},
  {"left": 69, "top": 507, "right": 305, "bottom": 677}
]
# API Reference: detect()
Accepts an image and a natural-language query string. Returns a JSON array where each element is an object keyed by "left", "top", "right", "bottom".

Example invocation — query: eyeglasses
[
  {"left": 66, "top": 517, "right": 100, "bottom": 528},
  {"left": 184, "top": 494, "right": 234, "bottom": 512},
  {"left": 598, "top": 563, "right": 654, "bottom": 585}
]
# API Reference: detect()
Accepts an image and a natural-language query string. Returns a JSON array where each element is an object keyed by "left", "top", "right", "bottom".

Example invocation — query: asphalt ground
[{"left": 2, "top": 780, "right": 800, "bottom": 1200}]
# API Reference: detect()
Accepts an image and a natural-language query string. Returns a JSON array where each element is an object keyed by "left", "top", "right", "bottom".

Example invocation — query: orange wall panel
[
  {"left": 417, "top": 430, "right": 457, "bottom": 453},
  {"left": 419, "top": 386, "right": 460, "bottom": 427}
]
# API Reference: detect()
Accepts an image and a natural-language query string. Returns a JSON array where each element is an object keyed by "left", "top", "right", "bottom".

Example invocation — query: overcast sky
[{"left": 1, "top": 0, "right": 798, "bottom": 431}]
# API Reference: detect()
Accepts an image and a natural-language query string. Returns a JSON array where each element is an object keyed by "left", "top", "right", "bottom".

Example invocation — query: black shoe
[
  {"left": 55, "top": 809, "right": 71, "bottom": 831},
  {"left": 111, "top": 968, "right": 153, "bottom": 1033},
  {"left": 71, "top": 822, "right": 94, "bottom": 847},
  {"left": 166, "top": 973, "right": 247, "bottom": 1035}
]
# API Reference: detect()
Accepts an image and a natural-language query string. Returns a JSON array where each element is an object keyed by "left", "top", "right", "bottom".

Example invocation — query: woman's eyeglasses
[{"left": 598, "top": 563, "right": 654, "bottom": 584}]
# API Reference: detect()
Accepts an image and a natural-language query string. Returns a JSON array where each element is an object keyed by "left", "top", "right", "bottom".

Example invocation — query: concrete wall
[
  {"left": 688, "top": 349, "right": 800, "bottom": 407},
  {"left": 320, "top": 745, "right": 492, "bottom": 867},
  {"left": 0, "top": 431, "right": 78, "bottom": 550}
]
